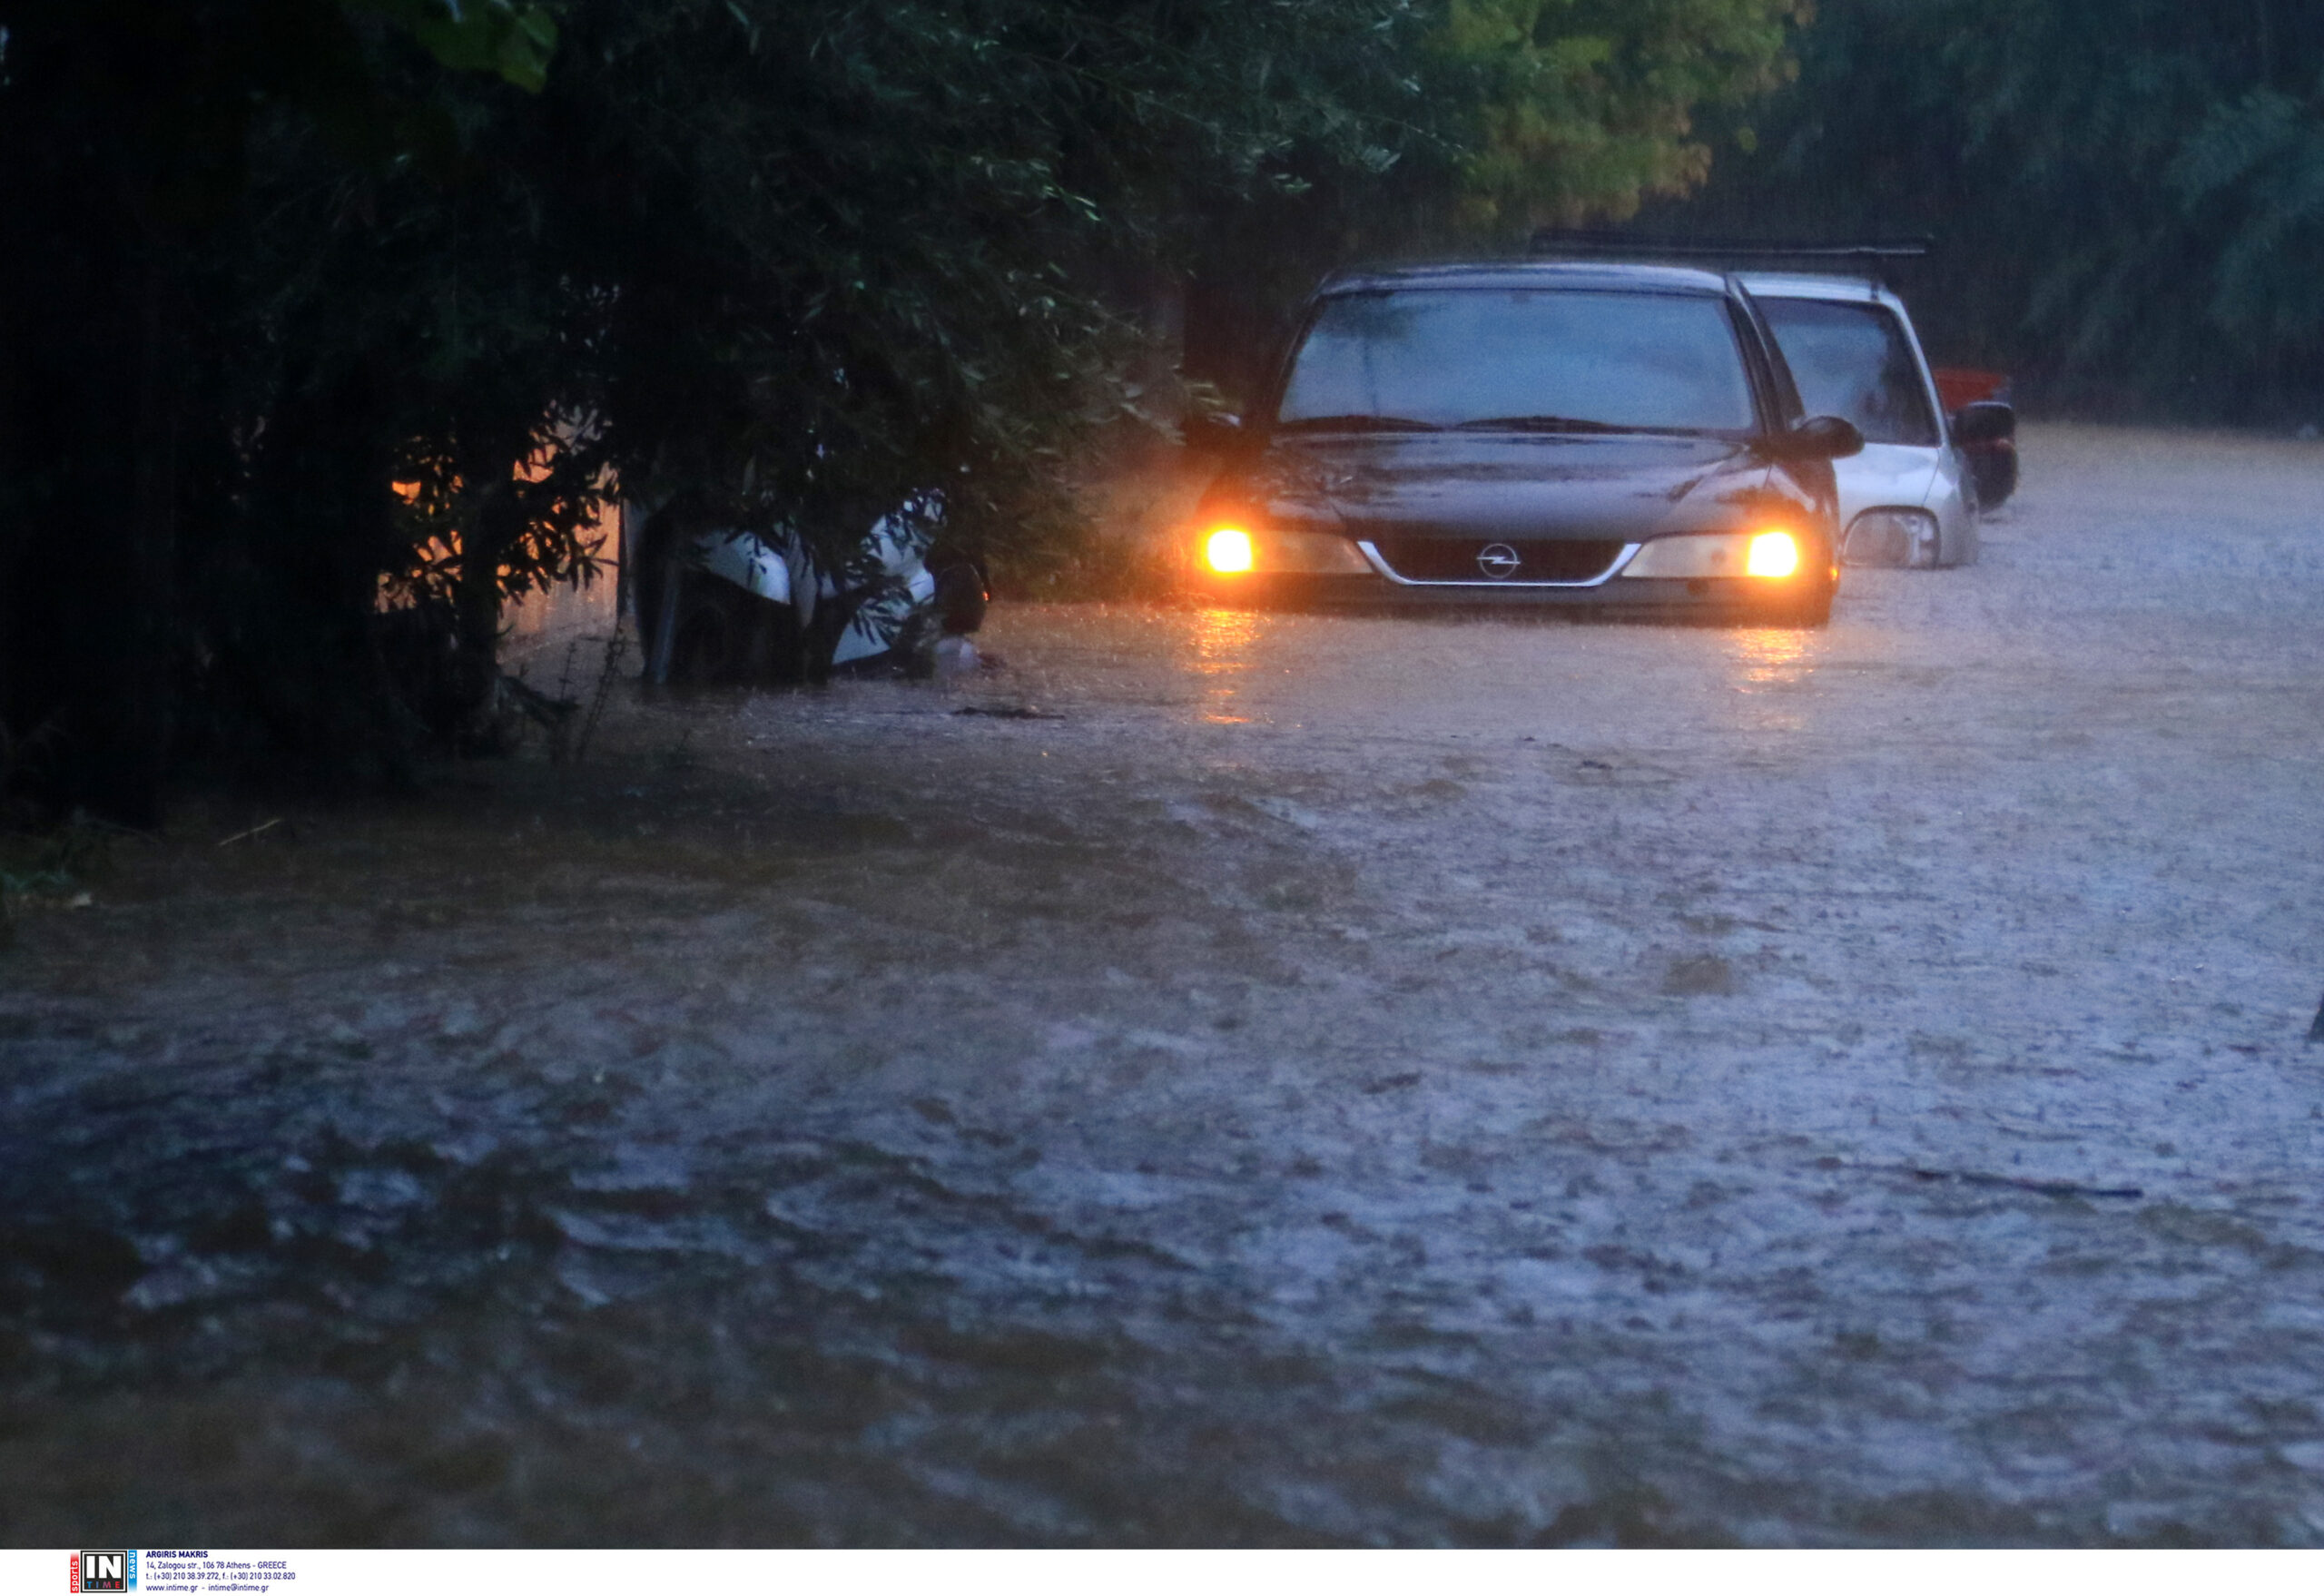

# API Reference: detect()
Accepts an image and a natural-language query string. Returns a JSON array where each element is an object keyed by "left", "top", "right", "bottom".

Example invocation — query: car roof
[
  {"left": 1735, "top": 271, "right": 1909, "bottom": 314},
  {"left": 1320, "top": 261, "right": 1735, "bottom": 298}
]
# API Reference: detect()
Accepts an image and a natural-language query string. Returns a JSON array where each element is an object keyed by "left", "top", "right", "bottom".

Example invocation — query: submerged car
[
  {"left": 625, "top": 502, "right": 987, "bottom": 684},
  {"left": 1184, "top": 261, "right": 1865, "bottom": 626},
  {"left": 1741, "top": 271, "right": 2015, "bottom": 569}
]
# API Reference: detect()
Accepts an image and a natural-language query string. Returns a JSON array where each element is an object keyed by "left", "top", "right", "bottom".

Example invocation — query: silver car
[
  {"left": 623, "top": 501, "right": 988, "bottom": 684},
  {"left": 1742, "top": 272, "right": 2014, "bottom": 569}
]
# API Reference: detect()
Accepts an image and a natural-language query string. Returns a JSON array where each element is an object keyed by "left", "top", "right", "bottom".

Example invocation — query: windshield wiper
[
  {"left": 1276, "top": 415, "right": 1443, "bottom": 433},
  {"left": 1450, "top": 415, "right": 1628, "bottom": 433}
]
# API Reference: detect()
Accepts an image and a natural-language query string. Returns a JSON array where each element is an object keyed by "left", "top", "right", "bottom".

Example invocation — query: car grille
[{"left": 1367, "top": 537, "right": 1627, "bottom": 585}]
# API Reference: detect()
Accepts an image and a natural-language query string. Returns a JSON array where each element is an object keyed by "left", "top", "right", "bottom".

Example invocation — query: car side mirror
[
  {"left": 1952, "top": 400, "right": 2015, "bottom": 447},
  {"left": 1764, "top": 414, "right": 1865, "bottom": 462},
  {"left": 1180, "top": 411, "right": 1246, "bottom": 454}
]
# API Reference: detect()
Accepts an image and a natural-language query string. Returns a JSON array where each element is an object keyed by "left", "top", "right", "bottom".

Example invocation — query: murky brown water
[{"left": 6, "top": 425, "right": 2324, "bottom": 1544}]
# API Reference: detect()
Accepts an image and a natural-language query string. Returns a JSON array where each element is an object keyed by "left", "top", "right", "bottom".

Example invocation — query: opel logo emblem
[{"left": 1476, "top": 543, "right": 1521, "bottom": 579}]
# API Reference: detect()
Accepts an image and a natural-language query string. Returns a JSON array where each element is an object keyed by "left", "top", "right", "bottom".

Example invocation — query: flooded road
[{"left": 6, "top": 423, "right": 2324, "bottom": 1543}]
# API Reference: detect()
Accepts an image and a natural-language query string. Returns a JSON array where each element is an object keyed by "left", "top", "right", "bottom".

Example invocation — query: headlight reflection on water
[
  {"left": 1190, "top": 606, "right": 1261, "bottom": 724},
  {"left": 1729, "top": 626, "right": 1814, "bottom": 686},
  {"left": 1726, "top": 626, "right": 1817, "bottom": 731}
]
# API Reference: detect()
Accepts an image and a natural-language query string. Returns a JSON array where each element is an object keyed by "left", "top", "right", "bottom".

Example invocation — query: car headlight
[
  {"left": 1205, "top": 527, "right": 1255, "bottom": 574},
  {"left": 1746, "top": 530, "right": 1800, "bottom": 578},
  {"left": 1624, "top": 529, "right": 1808, "bottom": 580},
  {"left": 1198, "top": 523, "right": 1368, "bottom": 576},
  {"left": 1624, "top": 534, "right": 1743, "bottom": 578},
  {"left": 1843, "top": 507, "right": 1938, "bottom": 568}
]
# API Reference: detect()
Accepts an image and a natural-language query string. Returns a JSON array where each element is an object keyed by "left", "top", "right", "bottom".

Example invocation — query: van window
[{"left": 1758, "top": 298, "right": 1939, "bottom": 446}]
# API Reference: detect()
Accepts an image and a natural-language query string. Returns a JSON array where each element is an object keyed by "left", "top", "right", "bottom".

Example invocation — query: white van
[{"left": 1742, "top": 271, "right": 2016, "bottom": 568}]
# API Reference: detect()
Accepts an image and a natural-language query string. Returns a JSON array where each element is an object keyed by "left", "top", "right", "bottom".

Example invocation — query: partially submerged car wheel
[
  {"left": 670, "top": 576, "right": 751, "bottom": 684},
  {"left": 662, "top": 568, "right": 803, "bottom": 685},
  {"left": 931, "top": 556, "right": 990, "bottom": 635}
]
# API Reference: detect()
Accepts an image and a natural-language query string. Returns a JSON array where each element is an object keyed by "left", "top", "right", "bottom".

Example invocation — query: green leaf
[{"left": 347, "top": 0, "right": 558, "bottom": 92}]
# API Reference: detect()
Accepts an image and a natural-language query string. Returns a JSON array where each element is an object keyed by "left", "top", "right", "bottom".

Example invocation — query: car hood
[
  {"left": 1225, "top": 431, "right": 1784, "bottom": 544},
  {"left": 1832, "top": 442, "right": 1942, "bottom": 526}
]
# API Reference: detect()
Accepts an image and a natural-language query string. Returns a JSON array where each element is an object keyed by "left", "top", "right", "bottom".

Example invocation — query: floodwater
[{"left": 5, "top": 425, "right": 2324, "bottom": 1543}]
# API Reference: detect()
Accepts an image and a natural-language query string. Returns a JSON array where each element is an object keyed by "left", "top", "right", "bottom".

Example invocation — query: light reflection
[
  {"left": 1189, "top": 606, "right": 1261, "bottom": 724},
  {"left": 1727, "top": 626, "right": 1817, "bottom": 730},
  {"left": 1728, "top": 626, "right": 1812, "bottom": 688}
]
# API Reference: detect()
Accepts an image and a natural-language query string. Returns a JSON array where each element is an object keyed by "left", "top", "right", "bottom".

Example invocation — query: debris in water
[
  {"left": 953, "top": 704, "right": 1062, "bottom": 720},
  {"left": 1909, "top": 1167, "right": 2143, "bottom": 1200}
]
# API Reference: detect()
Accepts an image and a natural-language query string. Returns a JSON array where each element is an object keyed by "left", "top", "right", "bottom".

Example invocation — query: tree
[
  {"left": 1657, "top": 0, "right": 2324, "bottom": 418},
  {"left": 1184, "top": 0, "right": 1804, "bottom": 399},
  {"left": 1439, "top": 0, "right": 1804, "bottom": 231},
  {"left": 0, "top": 0, "right": 556, "bottom": 823},
  {"left": 1, "top": 0, "right": 1805, "bottom": 826}
]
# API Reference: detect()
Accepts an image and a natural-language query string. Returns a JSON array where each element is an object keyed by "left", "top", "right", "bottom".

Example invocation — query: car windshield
[
  {"left": 1758, "top": 297, "right": 1939, "bottom": 447},
  {"left": 1275, "top": 288, "right": 1758, "bottom": 435}
]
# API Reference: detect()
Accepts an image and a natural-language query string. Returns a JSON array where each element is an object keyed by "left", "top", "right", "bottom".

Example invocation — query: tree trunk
[
  {"left": 448, "top": 425, "right": 534, "bottom": 737},
  {"left": 0, "top": 162, "right": 178, "bottom": 829}
]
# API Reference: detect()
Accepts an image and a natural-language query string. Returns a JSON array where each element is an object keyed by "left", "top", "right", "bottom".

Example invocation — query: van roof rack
[{"left": 1528, "top": 231, "right": 1932, "bottom": 274}]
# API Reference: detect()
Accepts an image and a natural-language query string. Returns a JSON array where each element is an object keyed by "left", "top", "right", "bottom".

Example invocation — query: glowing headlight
[
  {"left": 1625, "top": 531, "right": 1809, "bottom": 580},
  {"left": 1746, "top": 531, "right": 1801, "bottom": 578},
  {"left": 1198, "top": 526, "right": 1369, "bottom": 576},
  {"left": 1205, "top": 527, "right": 1255, "bottom": 574}
]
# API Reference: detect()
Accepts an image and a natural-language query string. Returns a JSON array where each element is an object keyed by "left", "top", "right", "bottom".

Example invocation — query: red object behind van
[{"left": 1934, "top": 368, "right": 2009, "bottom": 414}]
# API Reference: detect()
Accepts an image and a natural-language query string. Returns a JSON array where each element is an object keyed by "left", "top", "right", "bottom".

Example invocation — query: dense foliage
[
  {"left": 1656, "top": 0, "right": 2324, "bottom": 418},
  {"left": 0, "top": 0, "right": 1797, "bottom": 823}
]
